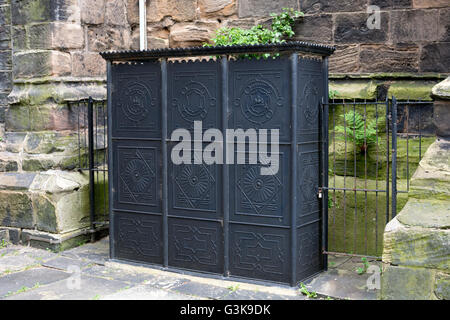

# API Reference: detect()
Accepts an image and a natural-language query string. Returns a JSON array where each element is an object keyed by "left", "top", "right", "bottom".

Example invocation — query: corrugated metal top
[{"left": 100, "top": 41, "right": 335, "bottom": 61}]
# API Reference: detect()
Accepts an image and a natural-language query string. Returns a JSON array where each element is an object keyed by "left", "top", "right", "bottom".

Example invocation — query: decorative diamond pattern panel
[{"left": 114, "top": 140, "right": 161, "bottom": 214}]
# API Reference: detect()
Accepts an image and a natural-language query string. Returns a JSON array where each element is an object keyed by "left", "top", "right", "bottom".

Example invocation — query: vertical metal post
[
  {"left": 88, "top": 96, "right": 96, "bottom": 242},
  {"left": 221, "top": 56, "right": 230, "bottom": 277},
  {"left": 139, "top": 0, "right": 147, "bottom": 50},
  {"left": 106, "top": 61, "right": 114, "bottom": 259},
  {"left": 290, "top": 52, "right": 298, "bottom": 286},
  {"left": 391, "top": 96, "right": 398, "bottom": 218},
  {"left": 321, "top": 57, "right": 329, "bottom": 270},
  {"left": 385, "top": 97, "right": 390, "bottom": 224},
  {"left": 161, "top": 59, "right": 169, "bottom": 267}
]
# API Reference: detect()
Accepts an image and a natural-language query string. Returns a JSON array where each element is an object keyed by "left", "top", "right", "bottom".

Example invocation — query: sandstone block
[
  {"left": 28, "top": 23, "right": 84, "bottom": 50},
  {"left": 420, "top": 43, "right": 450, "bottom": 73},
  {"left": 293, "top": 14, "right": 332, "bottom": 43},
  {"left": 170, "top": 21, "right": 219, "bottom": 46},
  {"left": 0, "top": 71, "right": 11, "bottom": 91},
  {"left": 413, "top": 0, "right": 449, "bottom": 8},
  {"left": 126, "top": 0, "right": 139, "bottom": 25},
  {"left": 11, "top": 26, "right": 26, "bottom": 50},
  {"left": 0, "top": 191, "right": 33, "bottom": 229},
  {"left": 391, "top": 9, "right": 439, "bottom": 43},
  {"left": 383, "top": 216, "right": 450, "bottom": 270},
  {"left": 72, "top": 52, "right": 106, "bottom": 77},
  {"left": 438, "top": 8, "right": 450, "bottom": 42},
  {"left": 147, "top": 0, "right": 197, "bottom": 22},
  {"left": 359, "top": 45, "right": 419, "bottom": 73},
  {"left": 199, "top": 0, "right": 235, "bottom": 17},
  {"left": 329, "top": 45, "right": 360, "bottom": 73},
  {"left": 81, "top": 0, "right": 105, "bottom": 25},
  {"left": 380, "top": 265, "right": 435, "bottom": 300},
  {"left": 434, "top": 272, "right": 450, "bottom": 300},
  {"left": 32, "top": 194, "right": 57, "bottom": 233},
  {"left": 88, "top": 27, "right": 131, "bottom": 51},
  {"left": 433, "top": 100, "right": 450, "bottom": 137},
  {"left": 13, "top": 51, "right": 71, "bottom": 78},
  {"left": 300, "top": 0, "right": 366, "bottom": 14},
  {"left": 11, "top": 0, "right": 80, "bottom": 25},
  {"left": 368, "top": 0, "right": 412, "bottom": 8},
  {"left": 238, "top": 0, "right": 299, "bottom": 18},
  {"left": 334, "top": 12, "right": 389, "bottom": 44},
  {"left": 105, "top": 0, "right": 128, "bottom": 27}
]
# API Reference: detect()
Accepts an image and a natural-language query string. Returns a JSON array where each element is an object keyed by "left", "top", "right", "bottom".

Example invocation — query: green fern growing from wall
[{"left": 335, "top": 110, "right": 379, "bottom": 153}]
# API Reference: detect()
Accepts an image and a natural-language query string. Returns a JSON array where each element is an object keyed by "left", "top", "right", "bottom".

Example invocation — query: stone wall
[
  {"left": 0, "top": 0, "right": 449, "bottom": 249},
  {"left": 0, "top": 0, "right": 12, "bottom": 152},
  {"left": 380, "top": 78, "right": 450, "bottom": 300}
]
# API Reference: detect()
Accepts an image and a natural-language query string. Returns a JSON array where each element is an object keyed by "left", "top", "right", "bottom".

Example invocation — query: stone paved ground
[{"left": 0, "top": 237, "right": 380, "bottom": 300}]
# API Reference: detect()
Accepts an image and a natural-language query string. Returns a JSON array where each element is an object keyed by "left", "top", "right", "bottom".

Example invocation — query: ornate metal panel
[
  {"left": 167, "top": 60, "right": 220, "bottom": 134},
  {"left": 113, "top": 140, "right": 161, "bottom": 214},
  {"left": 168, "top": 218, "right": 223, "bottom": 274},
  {"left": 113, "top": 211, "right": 163, "bottom": 264},
  {"left": 229, "top": 224, "right": 290, "bottom": 283},
  {"left": 229, "top": 57, "right": 291, "bottom": 143},
  {"left": 111, "top": 61, "right": 161, "bottom": 139},
  {"left": 109, "top": 52, "right": 328, "bottom": 285}
]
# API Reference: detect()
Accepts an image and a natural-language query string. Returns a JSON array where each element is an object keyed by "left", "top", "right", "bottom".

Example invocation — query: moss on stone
[
  {"left": 329, "top": 81, "right": 378, "bottom": 100},
  {"left": 388, "top": 81, "right": 436, "bottom": 101},
  {"left": 327, "top": 176, "right": 408, "bottom": 256}
]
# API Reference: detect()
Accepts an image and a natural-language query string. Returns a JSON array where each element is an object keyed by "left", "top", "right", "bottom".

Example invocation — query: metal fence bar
[
  {"left": 321, "top": 56, "right": 329, "bottom": 270},
  {"left": 391, "top": 96, "right": 398, "bottom": 218},
  {"left": 107, "top": 61, "right": 114, "bottom": 259},
  {"left": 88, "top": 97, "right": 96, "bottom": 241}
]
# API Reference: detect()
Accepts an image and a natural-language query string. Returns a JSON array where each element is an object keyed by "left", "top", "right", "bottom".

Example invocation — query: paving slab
[
  {"left": 5, "top": 274, "right": 130, "bottom": 300},
  {"left": 304, "top": 269, "right": 378, "bottom": 300},
  {"left": 143, "top": 275, "right": 191, "bottom": 290},
  {"left": 42, "top": 256, "right": 93, "bottom": 271},
  {"left": 0, "top": 268, "right": 71, "bottom": 298},
  {"left": 82, "top": 265, "right": 158, "bottom": 284},
  {"left": 101, "top": 284, "right": 199, "bottom": 300},
  {"left": 0, "top": 255, "right": 39, "bottom": 274},
  {"left": 221, "top": 289, "right": 305, "bottom": 300},
  {"left": 60, "top": 239, "right": 109, "bottom": 265},
  {"left": 172, "top": 281, "right": 231, "bottom": 299}
]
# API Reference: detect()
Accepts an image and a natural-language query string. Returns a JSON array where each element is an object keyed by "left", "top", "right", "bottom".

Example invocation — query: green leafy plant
[
  {"left": 335, "top": 110, "right": 378, "bottom": 153},
  {"left": 204, "top": 8, "right": 303, "bottom": 59},
  {"left": 356, "top": 257, "right": 370, "bottom": 275},
  {"left": 329, "top": 89, "right": 339, "bottom": 99},
  {"left": 299, "top": 283, "right": 318, "bottom": 299},
  {"left": 227, "top": 285, "right": 240, "bottom": 292},
  {"left": 0, "top": 239, "right": 8, "bottom": 248}
]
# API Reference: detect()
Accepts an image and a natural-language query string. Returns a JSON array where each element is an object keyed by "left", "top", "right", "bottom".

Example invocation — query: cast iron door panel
[
  {"left": 228, "top": 57, "right": 292, "bottom": 283},
  {"left": 109, "top": 56, "right": 326, "bottom": 284},
  {"left": 167, "top": 60, "right": 224, "bottom": 274},
  {"left": 296, "top": 58, "right": 324, "bottom": 281},
  {"left": 111, "top": 61, "right": 163, "bottom": 265}
]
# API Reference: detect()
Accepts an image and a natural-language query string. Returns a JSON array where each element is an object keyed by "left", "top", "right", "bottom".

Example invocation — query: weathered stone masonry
[{"left": 0, "top": 1, "right": 448, "bottom": 256}]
